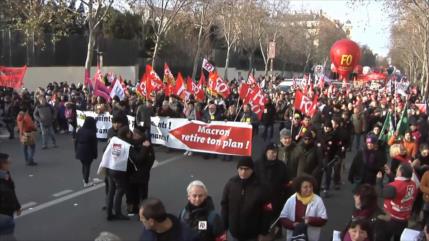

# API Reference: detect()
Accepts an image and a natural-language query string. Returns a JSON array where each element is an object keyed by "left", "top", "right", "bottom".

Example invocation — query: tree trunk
[
  {"left": 151, "top": 35, "right": 160, "bottom": 67},
  {"left": 248, "top": 53, "right": 253, "bottom": 71},
  {"left": 192, "top": 8, "right": 205, "bottom": 80},
  {"left": 85, "top": 30, "right": 96, "bottom": 77},
  {"left": 224, "top": 45, "right": 231, "bottom": 80}
]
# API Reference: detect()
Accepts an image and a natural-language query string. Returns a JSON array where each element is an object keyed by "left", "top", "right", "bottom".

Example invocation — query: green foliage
[{"left": 103, "top": 9, "right": 143, "bottom": 40}]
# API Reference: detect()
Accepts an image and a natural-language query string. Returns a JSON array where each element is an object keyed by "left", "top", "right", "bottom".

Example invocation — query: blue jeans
[
  {"left": 0, "top": 214, "right": 15, "bottom": 235},
  {"left": 23, "top": 144, "right": 35, "bottom": 162},
  {"left": 40, "top": 125, "right": 56, "bottom": 147},
  {"left": 354, "top": 133, "right": 362, "bottom": 150}
]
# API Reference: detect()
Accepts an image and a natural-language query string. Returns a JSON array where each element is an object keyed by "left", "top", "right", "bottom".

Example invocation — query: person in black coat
[
  {"left": 221, "top": 157, "right": 271, "bottom": 241},
  {"left": 179, "top": 181, "right": 225, "bottom": 241},
  {"left": 349, "top": 134, "right": 387, "bottom": 188},
  {"left": 127, "top": 126, "right": 155, "bottom": 214},
  {"left": 261, "top": 99, "right": 276, "bottom": 141},
  {"left": 254, "top": 144, "right": 288, "bottom": 236},
  {"left": 74, "top": 117, "right": 98, "bottom": 187},
  {"left": 0, "top": 153, "right": 21, "bottom": 237}
]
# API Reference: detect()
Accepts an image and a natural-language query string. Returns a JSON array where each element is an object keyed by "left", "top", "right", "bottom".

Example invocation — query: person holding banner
[
  {"left": 239, "top": 104, "right": 259, "bottom": 137},
  {"left": 104, "top": 126, "right": 132, "bottom": 221}
]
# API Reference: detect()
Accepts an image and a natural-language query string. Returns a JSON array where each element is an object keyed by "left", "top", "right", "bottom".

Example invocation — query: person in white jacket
[{"left": 280, "top": 175, "right": 328, "bottom": 241}]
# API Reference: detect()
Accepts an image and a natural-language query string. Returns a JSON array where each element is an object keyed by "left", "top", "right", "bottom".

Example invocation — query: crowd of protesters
[{"left": 1, "top": 72, "right": 429, "bottom": 241}]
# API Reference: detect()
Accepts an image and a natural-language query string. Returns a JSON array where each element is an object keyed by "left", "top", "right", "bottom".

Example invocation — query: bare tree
[
  {"left": 189, "top": 0, "right": 216, "bottom": 80},
  {"left": 135, "top": 0, "right": 190, "bottom": 67},
  {"left": 217, "top": 0, "right": 241, "bottom": 79},
  {"left": 80, "top": 0, "right": 114, "bottom": 77},
  {"left": 236, "top": 0, "right": 267, "bottom": 71}
]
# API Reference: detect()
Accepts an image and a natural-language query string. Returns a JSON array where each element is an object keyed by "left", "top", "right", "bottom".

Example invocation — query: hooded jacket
[
  {"left": 75, "top": 117, "right": 98, "bottom": 161},
  {"left": 255, "top": 148, "right": 288, "bottom": 216}
]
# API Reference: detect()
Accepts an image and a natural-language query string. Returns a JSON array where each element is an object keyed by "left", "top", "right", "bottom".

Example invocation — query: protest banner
[
  {"left": 0, "top": 66, "right": 27, "bottom": 89},
  {"left": 77, "top": 111, "right": 252, "bottom": 156}
]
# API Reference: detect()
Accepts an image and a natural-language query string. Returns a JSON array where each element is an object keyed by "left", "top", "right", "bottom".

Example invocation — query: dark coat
[
  {"left": 128, "top": 142, "right": 155, "bottom": 184},
  {"left": 178, "top": 197, "right": 225, "bottom": 241},
  {"left": 139, "top": 214, "right": 199, "bottom": 241},
  {"left": 294, "top": 142, "right": 321, "bottom": 177},
  {"left": 254, "top": 157, "right": 288, "bottom": 216},
  {"left": 221, "top": 174, "right": 270, "bottom": 240},
  {"left": 261, "top": 102, "right": 276, "bottom": 125},
  {"left": 0, "top": 172, "right": 20, "bottom": 217},
  {"left": 349, "top": 148, "right": 387, "bottom": 186},
  {"left": 278, "top": 142, "right": 300, "bottom": 182},
  {"left": 75, "top": 117, "right": 98, "bottom": 162}
]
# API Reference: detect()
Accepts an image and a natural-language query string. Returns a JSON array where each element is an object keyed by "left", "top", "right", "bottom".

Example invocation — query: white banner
[{"left": 76, "top": 111, "right": 253, "bottom": 155}]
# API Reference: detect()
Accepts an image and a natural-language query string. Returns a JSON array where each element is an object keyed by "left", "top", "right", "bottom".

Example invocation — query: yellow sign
[{"left": 340, "top": 55, "right": 353, "bottom": 66}]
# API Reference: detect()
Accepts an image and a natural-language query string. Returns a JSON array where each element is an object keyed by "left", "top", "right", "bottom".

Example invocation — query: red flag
[
  {"left": 416, "top": 103, "right": 427, "bottom": 114},
  {"left": 199, "top": 71, "right": 206, "bottom": 87},
  {"left": 294, "top": 90, "right": 318, "bottom": 117},
  {"left": 146, "top": 64, "right": 164, "bottom": 93},
  {"left": 195, "top": 79, "right": 205, "bottom": 102},
  {"left": 239, "top": 83, "right": 250, "bottom": 100},
  {"left": 173, "top": 73, "right": 187, "bottom": 100},
  {"left": 186, "top": 76, "right": 204, "bottom": 102},
  {"left": 247, "top": 73, "right": 256, "bottom": 85},
  {"left": 163, "top": 63, "right": 175, "bottom": 97},
  {"left": 208, "top": 71, "right": 230, "bottom": 99},
  {"left": 245, "top": 85, "right": 267, "bottom": 120},
  {"left": 94, "top": 68, "right": 111, "bottom": 101},
  {"left": 136, "top": 73, "right": 148, "bottom": 98},
  {"left": 0, "top": 66, "right": 27, "bottom": 89}
]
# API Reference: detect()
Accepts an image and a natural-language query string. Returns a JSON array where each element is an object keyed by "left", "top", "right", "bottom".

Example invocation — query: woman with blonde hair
[{"left": 389, "top": 143, "right": 411, "bottom": 174}]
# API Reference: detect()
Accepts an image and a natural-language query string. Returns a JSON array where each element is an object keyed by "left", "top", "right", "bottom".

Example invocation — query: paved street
[{"left": 0, "top": 125, "right": 355, "bottom": 241}]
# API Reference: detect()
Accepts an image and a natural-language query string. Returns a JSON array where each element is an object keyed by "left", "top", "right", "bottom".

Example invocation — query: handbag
[{"left": 21, "top": 132, "right": 36, "bottom": 145}]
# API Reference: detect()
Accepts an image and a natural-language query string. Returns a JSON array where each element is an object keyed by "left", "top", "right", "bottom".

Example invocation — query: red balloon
[{"left": 330, "top": 39, "right": 361, "bottom": 81}]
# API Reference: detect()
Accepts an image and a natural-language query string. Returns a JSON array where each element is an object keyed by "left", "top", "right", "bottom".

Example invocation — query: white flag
[
  {"left": 98, "top": 137, "right": 131, "bottom": 175},
  {"left": 202, "top": 58, "right": 215, "bottom": 73},
  {"left": 110, "top": 79, "right": 125, "bottom": 100}
]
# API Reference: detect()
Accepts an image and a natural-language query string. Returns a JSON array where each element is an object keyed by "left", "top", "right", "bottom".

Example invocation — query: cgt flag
[
  {"left": 202, "top": 58, "right": 215, "bottom": 73},
  {"left": 294, "top": 90, "right": 318, "bottom": 117},
  {"left": 0, "top": 66, "right": 27, "bottom": 89}
]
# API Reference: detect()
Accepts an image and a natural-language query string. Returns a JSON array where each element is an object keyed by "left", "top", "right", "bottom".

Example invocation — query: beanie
[{"left": 237, "top": 157, "right": 254, "bottom": 169}]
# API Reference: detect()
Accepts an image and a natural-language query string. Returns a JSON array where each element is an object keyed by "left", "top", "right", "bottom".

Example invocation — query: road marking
[
  {"left": 52, "top": 189, "right": 73, "bottom": 197},
  {"left": 16, "top": 155, "right": 181, "bottom": 219},
  {"left": 21, "top": 202, "right": 37, "bottom": 210}
]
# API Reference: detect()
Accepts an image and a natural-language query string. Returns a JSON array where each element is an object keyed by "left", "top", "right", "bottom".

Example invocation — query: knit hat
[
  {"left": 366, "top": 134, "right": 378, "bottom": 144},
  {"left": 237, "top": 157, "right": 254, "bottom": 169},
  {"left": 279, "top": 128, "right": 292, "bottom": 138},
  {"left": 265, "top": 143, "right": 278, "bottom": 152},
  {"left": 133, "top": 126, "right": 147, "bottom": 136}
]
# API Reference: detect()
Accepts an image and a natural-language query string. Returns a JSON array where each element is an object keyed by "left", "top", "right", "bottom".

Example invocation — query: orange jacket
[
  {"left": 388, "top": 135, "right": 417, "bottom": 158},
  {"left": 16, "top": 112, "right": 36, "bottom": 135}
]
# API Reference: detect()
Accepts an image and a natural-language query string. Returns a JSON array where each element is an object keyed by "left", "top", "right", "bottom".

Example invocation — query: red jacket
[{"left": 383, "top": 177, "right": 417, "bottom": 221}]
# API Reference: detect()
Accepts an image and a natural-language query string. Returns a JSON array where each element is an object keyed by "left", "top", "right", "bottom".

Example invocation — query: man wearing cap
[
  {"left": 349, "top": 134, "right": 387, "bottom": 186},
  {"left": 221, "top": 157, "right": 270, "bottom": 241},
  {"left": 294, "top": 130, "right": 322, "bottom": 188},
  {"left": 278, "top": 129, "right": 299, "bottom": 188}
]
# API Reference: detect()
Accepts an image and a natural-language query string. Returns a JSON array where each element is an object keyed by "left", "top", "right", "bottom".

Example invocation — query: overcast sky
[{"left": 289, "top": 0, "right": 391, "bottom": 57}]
